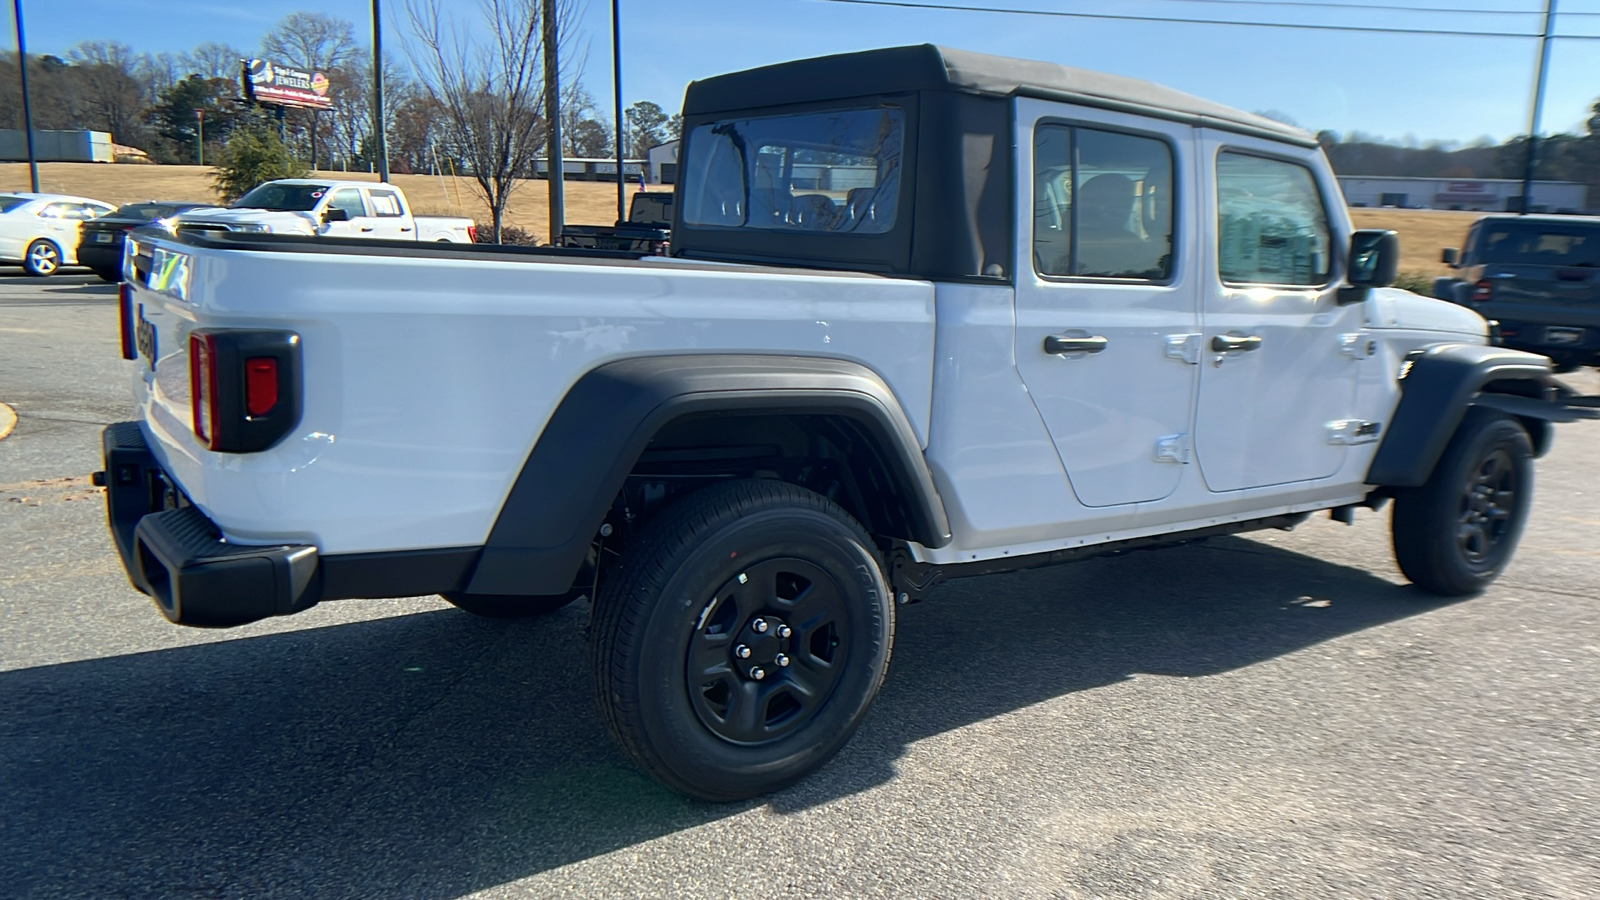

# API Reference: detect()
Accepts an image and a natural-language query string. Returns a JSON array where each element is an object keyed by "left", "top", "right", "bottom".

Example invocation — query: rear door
[
  {"left": 1012, "top": 97, "right": 1200, "bottom": 508},
  {"left": 364, "top": 187, "right": 414, "bottom": 239}
]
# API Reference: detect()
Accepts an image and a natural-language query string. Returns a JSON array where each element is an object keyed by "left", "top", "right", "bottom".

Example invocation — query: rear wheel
[
  {"left": 591, "top": 479, "right": 893, "bottom": 801},
  {"left": 23, "top": 239, "right": 62, "bottom": 276},
  {"left": 1392, "top": 409, "right": 1533, "bottom": 596}
]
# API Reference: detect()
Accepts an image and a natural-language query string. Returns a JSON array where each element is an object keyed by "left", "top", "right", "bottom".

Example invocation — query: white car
[{"left": 0, "top": 193, "right": 117, "bottom": 275}]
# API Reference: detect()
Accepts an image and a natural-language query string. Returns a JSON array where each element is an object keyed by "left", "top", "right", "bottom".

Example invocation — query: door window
[
  {"left": 1033, "top": 125, "right": 1174, "bottom": 281},
  {"left": 368, "top": 190, "right": 405, "bottom": 217},
  {"left": 328, "top": 189, "right": 367, "bottom": 219},
  {"left": 1216, "top": 153, "right": 1330, "bottom": 286}
]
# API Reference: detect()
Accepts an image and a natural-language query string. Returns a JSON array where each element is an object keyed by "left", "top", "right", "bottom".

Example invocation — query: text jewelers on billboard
[{"left": 242, "top": 59, "right": 333, "bottom": 110}]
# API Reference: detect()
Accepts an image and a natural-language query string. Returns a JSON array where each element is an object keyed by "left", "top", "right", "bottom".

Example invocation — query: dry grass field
[
  {"left": 0, "top": 162, "right": 654, "bottom": 236},
  {"left": 3, "top": 163, "right": 1484, "bottom": 271}
]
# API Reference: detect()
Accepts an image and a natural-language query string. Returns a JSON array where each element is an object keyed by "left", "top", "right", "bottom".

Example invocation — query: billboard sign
[{"left": 242, "top": 59, "right": 332, "bottom": 110}]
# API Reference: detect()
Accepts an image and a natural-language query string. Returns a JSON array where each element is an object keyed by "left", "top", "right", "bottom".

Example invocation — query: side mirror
[
  {"left": 1337, "top": 229, "right": 1399, "bottom": 305},
  {"left": 1440, "top": 247, "right": 1458, "bottom": 266},
  {"left": 322, "top": 208, "right": 350, "bottom": 223}
]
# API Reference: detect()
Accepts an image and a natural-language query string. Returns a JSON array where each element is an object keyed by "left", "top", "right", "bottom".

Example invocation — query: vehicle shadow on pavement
[{"left": 0, "top": 535, "right": 1451, "bottom": 898}]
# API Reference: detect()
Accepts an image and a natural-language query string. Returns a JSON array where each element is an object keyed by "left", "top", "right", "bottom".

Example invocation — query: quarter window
[
  {"left": 1216, "top": 153, "right": 1330, "bottom": 285},
  {"left": 368, "top": 190, "right": 404, "bottom": 217},
  {"left": 1033, "top": 124, "right": 1175, "bottom": 280}
]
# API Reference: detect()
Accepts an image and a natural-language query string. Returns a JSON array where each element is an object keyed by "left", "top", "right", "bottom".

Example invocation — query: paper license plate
[
  {"left": 1545, "top": 326, "right": 1584, "bottom": 345},
  {"left": 94, "top": 232, "right": 115, "bottom": 243}
]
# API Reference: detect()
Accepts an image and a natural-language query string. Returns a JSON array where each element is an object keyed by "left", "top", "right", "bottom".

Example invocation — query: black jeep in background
[{"left": 1436, "top": 214, "right": 1600, "bottom": 370}]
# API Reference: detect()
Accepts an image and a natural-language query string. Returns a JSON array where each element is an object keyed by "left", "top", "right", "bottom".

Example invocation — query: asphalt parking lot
[{"left": 2, "top": 269, "right": 1597, "bottom": 899}]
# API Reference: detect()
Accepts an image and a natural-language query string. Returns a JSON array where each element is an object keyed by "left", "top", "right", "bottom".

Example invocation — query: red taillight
[
  {"left": 245, "top": 358, "right": 278, "bottom": 417},
  {"left": 118, "top": 283, "right": 136, "bottom": 359},
  {"left": 189, "top": 333, "right": 219, "bottom": 448},
  {"left": 467, "top": 224, "right": 478, "bottom": 243},
  {"left": 1470, "top": 279, "right": 1493, "bottom": 303}
]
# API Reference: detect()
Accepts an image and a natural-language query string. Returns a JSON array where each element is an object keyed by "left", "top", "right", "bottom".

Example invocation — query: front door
[
  {"left": 321, "top": 188, "right": 368, "bottom": 237},
  {"left": 1013, "top": 99, "right": 1200, "bottom": 508},
  {"left": 1192, "top": 131, "right": 1363, "bottom": 492}
]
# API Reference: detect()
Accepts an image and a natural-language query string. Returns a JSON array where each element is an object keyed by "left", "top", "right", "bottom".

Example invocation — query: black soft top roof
[{"left": 683, "top": 44, "right": 1313, "bottom": 146}]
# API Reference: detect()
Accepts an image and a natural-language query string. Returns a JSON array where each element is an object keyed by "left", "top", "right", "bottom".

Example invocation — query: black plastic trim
[
  {"left": 318, "top": 547, "right": 481, "bottom": 600},
  {"left": 466, "top": 355, "right": 952, "bottom": 597},
  {"left": 191, "top": 329, "right": 303, "bottom": 453},
  {"left": 1365, "top": 343, "right": 1557, "bottom": 487}
]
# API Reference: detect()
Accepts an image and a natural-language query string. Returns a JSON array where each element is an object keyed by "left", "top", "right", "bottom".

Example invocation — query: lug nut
[
  {"left": 753, "top": 619, "right": 768, "bottom": 634},
  {"left": 734, "top": 644, "right": 752, "bottom": 659},
  {"left": 776, "top": 625, "right": 791, "bottom": 639},
  {"left": 774, "top": 653, "right": 790, "bottom": 667},
  {"left": 749, "top": 666, "right": 766, "bottom": 681}
]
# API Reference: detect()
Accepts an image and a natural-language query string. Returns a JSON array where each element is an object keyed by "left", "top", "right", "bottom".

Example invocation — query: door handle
[
  {"left": 1211, "top": 333, "right": 1262, "bottom": 353},
  {"left": 359, "top": 227, "right": 375, "bottom": 232},
  {"left": 1044, "top": 333, "right": 1108, "bottom": 355},
  {"left": 399, "top": 227, "right": 413, "bottom": 232}
]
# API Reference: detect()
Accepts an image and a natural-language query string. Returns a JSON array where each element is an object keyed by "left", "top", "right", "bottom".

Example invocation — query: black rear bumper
[
  {"left": 100, "top": 423, "right": 487, "bottom": 627},
  {"left": 101, "top": 422, "right": 320, "bottom": 626}
]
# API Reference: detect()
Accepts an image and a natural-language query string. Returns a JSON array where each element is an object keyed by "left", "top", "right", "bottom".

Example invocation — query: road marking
[{"left": 0, "top": 402, "right": 14, "bottom": 441}]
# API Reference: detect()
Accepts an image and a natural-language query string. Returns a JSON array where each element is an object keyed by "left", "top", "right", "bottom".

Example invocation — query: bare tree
[
  {"left": 404, "top": 0, "right": 583, "bottom": 242},
  {"left": 261, "top": 12, "right": 358, "bottom": 73},
  {"left": 184, "top": 42, "right": 250, "bottom": 79}
]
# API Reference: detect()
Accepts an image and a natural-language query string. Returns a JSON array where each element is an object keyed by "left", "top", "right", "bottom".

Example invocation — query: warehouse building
[{"left": 1337, "top": 175, "right": 1588, "bottom": 214}]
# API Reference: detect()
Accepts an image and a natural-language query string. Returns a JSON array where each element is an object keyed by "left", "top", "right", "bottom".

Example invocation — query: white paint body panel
[{"left": 130, "top": 249, "right": 935, "bottom": 553}]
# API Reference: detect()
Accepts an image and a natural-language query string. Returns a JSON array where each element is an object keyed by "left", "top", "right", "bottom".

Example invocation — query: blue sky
[{"left": 16, "top": 0, "right": 1600, "bottom": 145}]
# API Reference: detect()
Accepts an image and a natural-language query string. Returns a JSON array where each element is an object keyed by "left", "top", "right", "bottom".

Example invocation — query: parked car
[
  {"left": 174, "top": 180, "right": 476, "bottom": 242},
  {"left": 101, "top": 45, "right": 1597, "bottom": 802},
  {"left": 558, "top": 191, "right": 673, "bottom": 253},
  {"left": 77, "top": 201, "right": 212, "bottom": 283},
  {"left": 0, "top": 193, "right": 116, "bottom": 276},
  {"left": 1435, "top": 214, "right": 1600, "bottom": 369}
]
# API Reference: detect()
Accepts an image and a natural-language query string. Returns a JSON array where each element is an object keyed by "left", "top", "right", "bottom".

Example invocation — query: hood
[
  {"left": 175, "top": 207, "right": 317, "bottom": 231},
  {"left": 1366, "top": 287, "right": 1487, "bottom": 338}
]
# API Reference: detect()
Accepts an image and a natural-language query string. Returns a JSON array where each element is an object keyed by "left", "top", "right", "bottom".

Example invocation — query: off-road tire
[
  {"left": 440, "top": 590, "right": 581, "bottom": 618},
  {"left": 1392, "top": 409, "right": 1533, "bottom": 596},
  {"left": 23, "top": 239, "right": 62, "bottom": 277},
  {"left": 591, "top": 479, "right": 893, "bottom": 801}
]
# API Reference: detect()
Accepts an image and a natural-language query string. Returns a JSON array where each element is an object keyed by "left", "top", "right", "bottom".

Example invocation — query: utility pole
[
  {"left": 1520, "top": 0, "right": 1557, "bottom": 215},
  {"left": 372, "top": 0, "right": 389, "bottom": 182},
  {"left": 195, "top": 109, "right": 204, "bottom": 166},
  {"left": 612, "top": 0, "right": 626, "bottom": 222},
  {"left": 543, "top": 0, "right": 565, "bottom": 245},
  {"left": 12, "top": 0, "right": 39, "bottom": 192}
]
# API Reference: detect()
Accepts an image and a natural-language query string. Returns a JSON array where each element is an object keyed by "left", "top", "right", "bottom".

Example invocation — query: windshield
[
  {"left": 0, "top": 195, "right": 30, "bottom": 214},
  {"left": 1476, "top": 223, "right": 1600, "bottom": 267},
  {"left": 681, "top": 107, "right": 903, "bottom": 234},
  {"left": 115, "top": 203, "right": 191, "bottom": 220},
  {"left": 231, "top": 183, "right": 329, "bottom": 212}
]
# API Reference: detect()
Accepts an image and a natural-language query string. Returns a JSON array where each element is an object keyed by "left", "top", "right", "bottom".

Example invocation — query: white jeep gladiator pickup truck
[
  {"left": 100, "top": 46, "right": 1597, "bottom": 800},
  {"left": 174, "top": 178, "right": 476, "bottom": 242}
]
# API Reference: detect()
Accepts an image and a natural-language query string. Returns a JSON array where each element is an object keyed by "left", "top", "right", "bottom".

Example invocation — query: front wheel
[
  {"left": 23, "top": 239, "right": 62, "bottom": 276},
  {"left": 1392, "top": 409, "right": 1533, "bottom": 596},
  {"left": 591, "top": 480, "right": 893, "bottom": 801}
]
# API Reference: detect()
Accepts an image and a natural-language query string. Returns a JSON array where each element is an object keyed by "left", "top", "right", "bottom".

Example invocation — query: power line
[
  {"left": 1176, "top": 0, "right": 1600, "bottom": 17},
  {"left": 812, "top": 0, "right": 1600, "bottom": 37}
]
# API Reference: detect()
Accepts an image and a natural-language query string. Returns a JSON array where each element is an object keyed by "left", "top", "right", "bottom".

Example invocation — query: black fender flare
[
  {"left": 1366, "top": 343, "right": 1568, "bottom": 488},
  {"left": 464, "top": 355, "right": 952, "bottom": 596}
]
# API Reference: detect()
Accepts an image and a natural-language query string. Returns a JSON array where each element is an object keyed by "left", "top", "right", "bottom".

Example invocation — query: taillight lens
[
  {"left": 189, "top": 332, "right": 219, "bottom": 448},
  {"left": 467, "top": 224, "right": 478, "bottom": 243},
  {"left": 1470, "top": 279, "right": 1493, "bottom": 303},
  {"left": 245, "top": 358, "right": 278, "bottom": 417},
  {"left": 118, "top": 283, "right": 136, "bottom": 359}
]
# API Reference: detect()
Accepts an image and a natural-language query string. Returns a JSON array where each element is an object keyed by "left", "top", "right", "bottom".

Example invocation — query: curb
[{"left": 0, "top": 402, "right": 14, "bottom": 442}]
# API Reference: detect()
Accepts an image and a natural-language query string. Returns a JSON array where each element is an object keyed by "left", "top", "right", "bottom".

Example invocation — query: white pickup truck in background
[{"left": 175, "top": 179, "right": 476, "bottom": 243}]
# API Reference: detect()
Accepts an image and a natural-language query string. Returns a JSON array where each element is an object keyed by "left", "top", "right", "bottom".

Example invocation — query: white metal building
[
  {"left": 647, "top": 141, "right": 680, "bottom": 185},
  {"left": 1337, "top": 175, "right": 1588, "bottom": 214}
]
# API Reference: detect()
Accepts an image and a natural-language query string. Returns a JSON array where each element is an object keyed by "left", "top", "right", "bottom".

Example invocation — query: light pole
[
  {"left": 543, "top": 0, "right": 565, "bottom": 244},
  {"left": 195, "top": 108, "right": 205, "bottom": 166},
  {"left": 372, "top": 0, "right": 389, "bottom": 182},
  {"left": 12, "top": 0, "right": 39, "bottom": 192},
  {"left": 1519, "top": 0, "right": 1557, "bottom": 214},
  {"left": 612, "top": 0, "right": 625, "bottom": 222}
]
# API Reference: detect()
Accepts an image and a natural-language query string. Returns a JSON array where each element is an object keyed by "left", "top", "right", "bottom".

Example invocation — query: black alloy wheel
[
  {"left": 591, "top": 479, "right": 892, "bottom": 801},
  {"left": 1392, "top": 409, "right": 1533, "bottom": 596}
]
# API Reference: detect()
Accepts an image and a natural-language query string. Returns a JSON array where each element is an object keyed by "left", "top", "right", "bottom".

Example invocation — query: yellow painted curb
[{"left": 0, "top": 403, "right": 15, "bottom": 441}]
